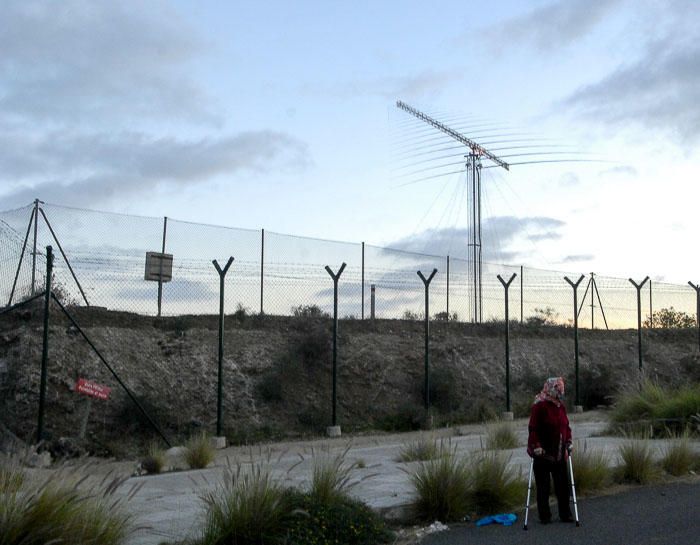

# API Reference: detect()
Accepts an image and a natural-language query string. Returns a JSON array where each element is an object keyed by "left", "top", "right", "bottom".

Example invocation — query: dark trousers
[{"left": 533, "top": 457, "right": 572, "bottom": 521}]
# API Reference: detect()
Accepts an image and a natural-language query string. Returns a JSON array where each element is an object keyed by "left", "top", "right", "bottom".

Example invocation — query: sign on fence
[
  {"left": 144, "top": 252, "right": 173, "bottom": 282},
  {"left": 75, "top": 378, "right": 111, "bottom": 400}
]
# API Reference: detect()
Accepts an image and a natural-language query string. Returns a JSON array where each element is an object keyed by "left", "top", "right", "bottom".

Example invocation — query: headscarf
[{"left": 534, "top": 377, "right": 565, "bottom": 406}]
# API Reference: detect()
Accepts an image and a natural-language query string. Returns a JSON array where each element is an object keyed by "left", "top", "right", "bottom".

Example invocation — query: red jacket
[{"left": 527, "top": 400, "right": 572, "bottom": 461}]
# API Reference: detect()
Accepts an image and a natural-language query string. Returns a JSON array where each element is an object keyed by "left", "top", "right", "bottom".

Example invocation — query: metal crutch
[
  {"left": 567, "top": 449, "right": 581, "bottom": 527},
  {"left": 523, "top": 457, "right": 534, "bottom": 530}
]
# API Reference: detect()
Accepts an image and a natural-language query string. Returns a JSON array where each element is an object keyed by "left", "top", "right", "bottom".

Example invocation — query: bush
[
  {"left": 429, "top": 367, "right": 460, "bottom": 414},
  {"left": 292, "top": 304, "right": 329, "bottom": 319},
  {"left": 469, "top": 452, "right": 525, "bottom": 515},
  {"left": 526, "top": 307, "right": 558, "bottom": 326},
  {"left": 408, "top": 446, "right": 472, "bottom": 522},
  {"left": 616, "top": 437, "right": 660, "bottom": 484},
  {"left": 0, "top": 468, "right": 135, "bottom": 545},
  {"left": 195, "top": 464, "right": 290, "bottom": 545},
  {"left": 484, "top": 421, "right": 519, "bottom": 450},
  {"left": 284, "top": 490, "right": 393, "bottom": 545},
  {"left": 0, "top": 459, "right": 24, "bottom": 494},
  {"left": 570, "top": 441, "right": 611, "bottom": 494},
  {"left": 309, "top": 447, "right": 355, "bottom": 505},
  {"left": 644, "top": 307, "right": 695, "bottom": 328},
  {"left": 377, "top": 402, "right": 424, "bottom": 432},
  {"left": 141, "top": 442, "right": 167, "bottom": 474},
  {"left": 184, "top": 434, "right": 215, "bottom": 470},
  {"left": 397, "top": 436, "right": 441, "bottom": 463},
  {"left": 661, "top": 431, "right": 697, "bottom": 476}
]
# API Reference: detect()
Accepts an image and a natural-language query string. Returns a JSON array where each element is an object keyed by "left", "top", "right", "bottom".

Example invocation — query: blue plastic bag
[{"left": 475, "top": 513, "right": 517, "bottom": 527}]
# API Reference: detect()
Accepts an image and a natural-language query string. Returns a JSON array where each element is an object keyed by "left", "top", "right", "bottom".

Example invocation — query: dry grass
[
  {"left": 570, "top": 441, "right": 612, "bottom": 494},
  {"left": 661, "top": 431, "right": 697, "bottom": 476},
  {"left": 483, "top": 421, "right": 520, "bottom": 450},
  {"left": 184, "top": 433, "right": 216, "bottom": 470},
  {"left": 396, "top": 436, "right": 441, "bottom": 463}
]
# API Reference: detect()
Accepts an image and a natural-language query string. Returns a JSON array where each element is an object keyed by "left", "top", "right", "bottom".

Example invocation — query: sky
[{"left": 1, "top": 0, "right": 699, "bottom": 284}]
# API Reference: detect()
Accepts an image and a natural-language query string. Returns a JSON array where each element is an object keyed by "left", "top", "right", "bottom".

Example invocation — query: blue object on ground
[{"left": 475, "top": 513, "right": 517, "bottom": 527}]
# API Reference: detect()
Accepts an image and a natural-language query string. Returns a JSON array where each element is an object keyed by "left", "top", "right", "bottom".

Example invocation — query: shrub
[
  {"left": 484, "top": 421, "right": 519, "bottom": 450},
  {"left": 644, "top": 307, "right": 695, "bottom": 328},
  {"left": 433, "top": 311, "right": 458, "bottom": 322},
  {"left": 284, "top": 490, "right": 393, "bottom": 545},
  {"left": 141, "top": 443, "right": 167, "bottom": 474},
  {"left": 469, "top": 452, "right": 525, "bottom": 515},
  {"left": 377, "top": 402, "right": 424, "bottom": 432},
  {"left": 292, "top": 304, "right": 329, "bottom": 319},
  {"left": 661, "top": 431, "right": 697, "bottom": 476},
  {"left": 408, "top": 446, "right": 472, "bottom": 522},
  {"left": 617, "top": 436, "right": 660, "bottom": 484},
  {"left": 0, "top": 459, "right": 24, "bottom": 494},
  {"left": 402, "top": 309, "right": 422, "bottom": 320},
  {"left": 429, "top": 367, "right": 460, "bottom": 414},
  {"left": 184, "top": 434, "right": 215, "bottom": 470},
  {"left": 396, "top": 436, "right": 441, "bottom": 463},
  {"left": 256, "top": 372, "right": 283, "bottom": 402},
  {"left": 195, "top": 464, "right": 290, "bottom": 545},
  {"left": 570, "top": 441, "right": 611, "bottom": 494},
  {"left": 0, "top": 469, "right": 135, "bottom": 545},
  {"left": 526, "top": 307, "right": 558, "bottom": 326}
]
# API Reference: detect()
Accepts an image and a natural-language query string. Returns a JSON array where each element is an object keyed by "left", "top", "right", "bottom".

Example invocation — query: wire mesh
[{"left": 0, "top": 201, "right": 697, "bottom": 329}]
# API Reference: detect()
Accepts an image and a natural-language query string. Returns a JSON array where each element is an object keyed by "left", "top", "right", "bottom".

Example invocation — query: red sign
[{"left": 76, "top": 378, "right": 111, "bottom": 400}]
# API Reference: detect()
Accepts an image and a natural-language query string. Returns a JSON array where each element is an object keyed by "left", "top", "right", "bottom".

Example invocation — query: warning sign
[{"left": 76, "top": 378, "right": 111, "bottom": 400}]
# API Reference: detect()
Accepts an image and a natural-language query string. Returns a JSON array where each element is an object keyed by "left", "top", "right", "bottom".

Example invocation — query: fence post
[
  {"left": 446, "top": 255, "right": 450, "bottom": 321},
  {"left": 370, "top": 284, "right": 376, "bottom": 321},
  {"left": 37, "top": 245, "right": 53, "bottom": 443},
  {"left": 260, "top": 229, "right": 264, "bottom": 314},
  {"left": 213, "top": 256, "right": 234, "bottom": 438},
  {"left": 497, "top": 273, "right": 517, "bottom": 417},
  {"left": 520, "top": 265, "right": 524, "bottom": 324},
  {"left": 629, "top": 276, "right": 650, "bottom": 372},
  {"left": 31, "top": 199, "right": 40, "bottom": 296},
  {"left": 649, "top": 279, "right": 653, "bottom": 329},
  {"left": 417, "top": 269, "right": 437, "bottom": 412},
  {"left": 361, "top": 242, "right": 365, "bottom": 320},
  {"left": 564, "top": 275, "right": 585, "bottom": 412},
  {"left": 688, "top": 282, "right": 700, "bottom": 351},
  {"left": 157, "top": 216, "right": 167, "bottom": 317},
  {"left": 325, "top": 262, "right": 346, "bottom": 436}
]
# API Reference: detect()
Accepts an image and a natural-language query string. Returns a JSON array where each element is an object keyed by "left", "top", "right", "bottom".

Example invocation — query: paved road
[{"left": 420, "top": 481, "right": 700, "bottom": 545}]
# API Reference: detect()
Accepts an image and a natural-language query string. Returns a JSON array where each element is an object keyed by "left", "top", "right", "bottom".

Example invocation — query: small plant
[
  {"left": 396, "top": 436, "right": 441, "bottom": 463},
  {"left": 483, "top": 421, "right": 519, "bottom": 450},
  {"left": 195, "top": 463, "right": 290, "bottom": 545},
  {"left": 309, "top": 446, "right": 355, "bottom": 505},
  {"left": 184, "top": 433, "right": 215, "bottom": 470},
  {"left": 661, "top": 431, "right": 697, "bottom": 476},
  {"left": 402, "top": 309, "right": 422, "bottom": 320},
  {"left": 0, "top": 458, "right": 25, "bottom": 494},
  {"left": 644, "top": 306, "right": 695, "bottom": 328},
  {"left": 292, "top": 304, "right": 329, "bottom": 318},
  {"left": 526, "top": 306, "right": 558, "bottom": 326},
  {"left": 617, "top": 436, "right": 660, "bottom": 484},
  {"left": 141, "top": 442, "right": 167, "bottom": 474},
  {"left": 408, "top": 444, "right": 471, "bottom": 522},
  {"left": 570, "top": 441, "right": 611, "bottom": 494},
  {"left": 469, "top": 451, "right": 525, "bottom": 514},
  {"left": 377, "top": 402, "right": 424, "bottom": 432}
]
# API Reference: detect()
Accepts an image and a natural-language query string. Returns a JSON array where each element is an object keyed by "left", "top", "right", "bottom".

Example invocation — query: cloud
[
  {"left": 0, "top": 130, "right": 311, "bottom": 207},
  {"left": 558, "top": 172, "right": 580, "bottom": 187},
  {"left": 560, "top": 254, "right": 595, "bottom": 263},
  {"left": 317, "top": 69, "right": 459, "bottom": 100},
  {"left": 564, "top": 34, "right": 700, "bottom": 142},
  {"left": 386, "top": 215, "right": 566, "bottom": 264},
  {"left": 598, "top": 166, "right": 638, "bottom": 177},
  {"left": 0, "top": 1, "right": 214, "bottom": 126},
  {"left": 484, "top": 0, "right": 625, "bottom": 53}
]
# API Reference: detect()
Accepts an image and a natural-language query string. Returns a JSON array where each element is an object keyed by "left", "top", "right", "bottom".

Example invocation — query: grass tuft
[
  {"left": 469, "top": 451, "right": 526, "bottom": 514},
  {"left": 616, "top": 436, "right": 660, "bottom": 484},
  {"left": 396, "top": 436, "right": 441, "bottom": 463},
  {"left": 661, "top": 430, "right": 697, "bottom": 476},
  {"left": 141, "top": 442, "right": 167, "bottom": 474},
  {"left": 184, "top": 434, "right": 215, "bottom": 470},
  {"left": 483, "top": 421, "right": 519, "bottom": 450},
  {"left": 570, "top": 441, "right": 612, "bottom": 494},
  {"left": 309, "top": 446, "right": 355, "bottom": 505}
]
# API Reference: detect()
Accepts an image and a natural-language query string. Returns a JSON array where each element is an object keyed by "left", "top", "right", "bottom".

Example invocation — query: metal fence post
[
  {"left": 370, "top": 284, "right": 376, "bottom": 321},
  {"left": 688, "top": 282, "right": 700, "bottom": 351},
  {"left": 157, "top": 216, "right": 167, "bottom": 317},
  {"left": 649, "top": 279, "right": 653, "bottom": 329},
  {"left": 520, "top": 265, "right": 524, "bottom": 324},
  {"left": 260, "top": 229, "right": 264, "bottom": 314},
  {"left": 213, "top": 256, "right": 234, "bottom": 437},
  {"left": 498, "top": 273, "right": 517, "bottom": 414},
  {"left": 325, "top": 262, "right": 346, "bottom": 432},
  {"left": 564, "top": 275, "right": 585, "bottom": 410},
  {"left": 417, "top": 269, "right": 437, "bottom": 410},
  {"left": 446, "top": 255, "right": 450, "bottom": 321},
  {"left": 361, "top": 242, "right": 365, "bottom": 320},
  {"left": 629, "top": 276, "right": 650, "bottom": 371},
  {"left": 37, "top": 245, "right": 53, "bottom": 443}
]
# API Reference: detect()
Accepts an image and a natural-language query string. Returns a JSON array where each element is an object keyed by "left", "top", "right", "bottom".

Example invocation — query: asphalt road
[{"left": 420, "top": 481, "right": 700, "bottom": 545}]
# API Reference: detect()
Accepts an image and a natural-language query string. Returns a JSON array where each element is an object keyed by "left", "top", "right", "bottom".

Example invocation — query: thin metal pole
[
  {"left": 260, "top": 229, "right": 265, "bottom": 314},
  {"left": 590, "top": 273, "right": 595, "bottom": 330},
  {"left": 325, "top": 263, "right": 346, "bottom": 427},
  {"left": 593, "top": 278, "right": 610, "bottom": 330},
  {"left": 31, "top": 199, "right": 40, "bottom": 295},
  {"left": 157, "top": 217, "right": 167, "bottom": 317},
  {"left": 446, "top": 255, "right": 450, "bottom": 321},
  {"left": 565, "top": 275, "right": 585, "bottom": 407},
  {"left": 477, "top": 162, "right": 482, "bottom": 323},
  {"left": 38, "top": 208, "right": 90, "bottom": 306},
  {"left": 520, "top": 265, "right": 523, "bottom": 324},
  {"left": 629, "top": 277, "right": 650, "bottom": 371},
  {"left": 37, "top": 246, "right": 53, "bottom": 443},
  {"left": 361, "top": 242, "right": 365, "bottom": 320},
  {"left": 498, "top": 273, "right": 517, "bottom": 412},
  {"left": 213, "top": 257, "right": 234, "bottom": 437},
  {"left": 8, "top": 206, "right": 36, "bottom": 306},
  {"left": 418, "top": 269, "right": 438, "bottom": 410},
  {"left": 649, "top": 280, "right": 653, "bottom": 329},
  {"left": 688, "top": 282, "right": 700, "bottom": 351}
]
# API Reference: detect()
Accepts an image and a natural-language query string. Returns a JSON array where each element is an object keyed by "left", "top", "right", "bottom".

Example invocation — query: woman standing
[{"left": 527, "top": 377, "right": 574, "bottom": 524}]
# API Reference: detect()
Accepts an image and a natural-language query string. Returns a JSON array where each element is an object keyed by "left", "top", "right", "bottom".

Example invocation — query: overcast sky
[{"left": 1, "top": 0, "right": 698, "bottom": 283}]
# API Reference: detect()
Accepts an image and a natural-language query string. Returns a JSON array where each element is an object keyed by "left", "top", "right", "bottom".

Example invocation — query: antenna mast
[{"left": 396, "top": 100, "right": 510, "bottom": 322}]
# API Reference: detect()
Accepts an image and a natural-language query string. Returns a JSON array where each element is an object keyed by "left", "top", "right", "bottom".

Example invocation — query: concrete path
[{"left": 117, "top": 412, "right": 690, "bottom": 545}]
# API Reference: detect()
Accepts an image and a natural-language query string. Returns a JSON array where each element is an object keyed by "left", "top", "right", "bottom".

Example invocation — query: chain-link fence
[{"left": 1, "top": 201, "right": 698, "bottom": 329}]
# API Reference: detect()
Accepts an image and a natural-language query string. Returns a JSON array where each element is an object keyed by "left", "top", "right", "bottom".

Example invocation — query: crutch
[
  {"left": 567, "top": 449, "right": 581, "bottom": 527},
  {"left": 523, "top": 457, "right": 534, "bottom": 530}
]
